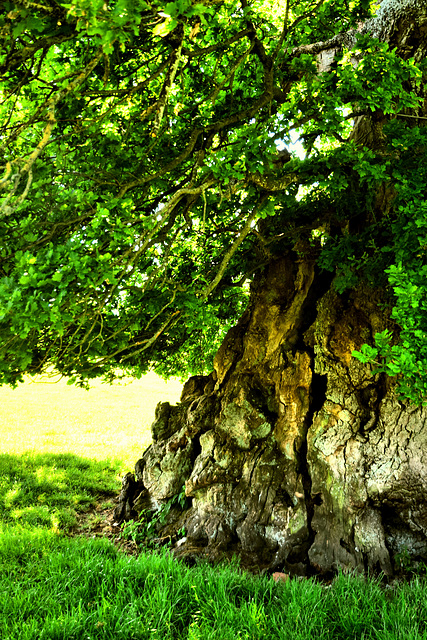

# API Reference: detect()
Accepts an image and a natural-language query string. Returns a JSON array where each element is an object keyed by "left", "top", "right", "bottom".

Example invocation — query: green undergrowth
[{"left": 2, "top": 531, "right": 427, "bottom": 640}]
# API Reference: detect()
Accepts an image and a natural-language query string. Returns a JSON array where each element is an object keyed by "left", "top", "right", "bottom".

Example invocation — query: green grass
[
  {"left": 1, "top": 374, "right": 427, "bottom": 639},
  {"left": 2, "top": 534, "right": 427, "bottom": 640}
]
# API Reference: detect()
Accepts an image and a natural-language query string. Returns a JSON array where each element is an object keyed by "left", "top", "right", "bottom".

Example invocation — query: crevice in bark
[
  {"left": 294, "top": 269, "right": 335, "bottom": 354},
  {"left": 247, "top": 380, "right": 279, "bottom": 428},
  {"left": 355, "top": 385, "right": 376, "bottom": 436},
  {"left": 311, "top": 371, "right": 328, "bottom": 414},
  {"left": 362, "top": 552, "right": 369, "bottom": 574},
  {"left": 189, "top": 432, "right": 203, "bottom": 467},
  {"left": 355, "top": 372, "right": 388, "bottom": 437},
  {"left": 213, "top": 306, "right": 252, "bottom": 389},
  {"left": 113, "top": 471, "right": 145, "bottom": 523},
  {"left": 293, "top": 436, "right": 315, "bottom": 568},
  {"left": 374, "top": 372, "right": 389, "bottom": 424},
  {"left": 292, "top": 363, "right": 328, "bottom": 572},
  {"left": 340, "top": 538, "right": 352, "bottom": 555},
  {"left": 248, "top": 444, "right": 269, "bottom": 487}
]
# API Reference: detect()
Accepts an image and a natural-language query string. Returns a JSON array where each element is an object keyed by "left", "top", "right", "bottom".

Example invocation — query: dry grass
[{"left": 0, "top": 372, "right": 182, "bottom": 473}]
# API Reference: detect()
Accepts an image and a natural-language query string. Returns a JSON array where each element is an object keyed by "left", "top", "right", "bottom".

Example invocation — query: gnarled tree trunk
[{"left": 115, "top": 254, "right": 427, "bottom": 575}]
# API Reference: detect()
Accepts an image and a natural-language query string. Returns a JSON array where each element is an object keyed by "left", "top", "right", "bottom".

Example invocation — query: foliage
[
  {"left": 119, "top": 485, "right": 188, "bottom": 545},
  {"left": 1, "top": 0, "right": 427, "bottom": 401},
  {"left": 351, "top": 122, "right": 427, "bottom": 404}
]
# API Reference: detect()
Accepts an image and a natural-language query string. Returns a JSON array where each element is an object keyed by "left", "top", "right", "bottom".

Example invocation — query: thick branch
[{"left": 0, "top": 32, "right": 75, "bottom": 75}]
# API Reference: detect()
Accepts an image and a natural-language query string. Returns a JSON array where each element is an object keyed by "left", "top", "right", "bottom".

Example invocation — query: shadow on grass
[{"left": 0, "top": 451, "right": 121, "bottom": 530}]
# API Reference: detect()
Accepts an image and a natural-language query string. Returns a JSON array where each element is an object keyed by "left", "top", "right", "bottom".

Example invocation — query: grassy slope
[{"left": 1, "top": 374, "right": 427, "bottom": 639}]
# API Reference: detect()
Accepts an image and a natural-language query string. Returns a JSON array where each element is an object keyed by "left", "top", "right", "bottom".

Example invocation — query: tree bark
[
  {"left": 115, "top": 253, "right": 427, "bottom": 575},
  {"left": 114, "top": 0, "right": 427, "bottom": 576}
]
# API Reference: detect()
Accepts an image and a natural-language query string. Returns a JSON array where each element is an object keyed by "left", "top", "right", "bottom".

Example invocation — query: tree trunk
[
  {"left": 115, "top": 253, "right": 427, "bottom": 575},
  {"left": 114, "top": 0, "right": 427, "bottom": 576}
]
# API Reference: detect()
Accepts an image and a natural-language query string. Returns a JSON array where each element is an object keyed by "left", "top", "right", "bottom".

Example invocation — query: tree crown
[{"left": 1, "top": 0, "right": 427, "bottom": 401}]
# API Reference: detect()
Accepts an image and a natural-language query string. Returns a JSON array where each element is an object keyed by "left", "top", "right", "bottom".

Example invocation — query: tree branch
[{"left": 201, "top": 194, "right": 268, "bottom": 300}]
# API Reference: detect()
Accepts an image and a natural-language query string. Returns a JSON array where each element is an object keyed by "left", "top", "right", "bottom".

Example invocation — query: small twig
[
  {"left": 201, "top": 189, "right": 207, "bottom": 235},
  {"left": 0, "top": 162, "right": 12, "bottom": 189},
  {"left": 395, "top": 114, "right": 427, "bottom": 120},
  {"left": 151, "top": 36, "right": 183, "bottom": 138}
]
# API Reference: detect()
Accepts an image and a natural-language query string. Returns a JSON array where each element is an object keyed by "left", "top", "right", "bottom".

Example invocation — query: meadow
[{"left": 1, "top": 373, "right": 427, "bottom": 639}]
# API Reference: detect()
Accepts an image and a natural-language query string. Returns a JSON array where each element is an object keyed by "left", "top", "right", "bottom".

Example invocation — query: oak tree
[{"left": 2, "top": 0, "right": 427, "bottom": 574}]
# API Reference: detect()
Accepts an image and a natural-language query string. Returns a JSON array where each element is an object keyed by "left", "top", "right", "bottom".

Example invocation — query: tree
[{"left": 1, "top": 0, "right": 427, "bottom": 575}]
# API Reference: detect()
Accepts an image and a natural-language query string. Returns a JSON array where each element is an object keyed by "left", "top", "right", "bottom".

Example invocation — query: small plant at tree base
[
  {"left": 394, "top": 547, "right": 427, "bottom": 576},
  {"left": 119, "top": 519, "right": 147, "bottom": 544},
  {"left": 119, "top": 486, "right": 189, "bottom": 546}
]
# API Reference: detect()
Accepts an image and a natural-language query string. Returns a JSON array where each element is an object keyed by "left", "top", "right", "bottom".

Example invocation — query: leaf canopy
[{"left": 1, "top": 0, "right": 427, "bottom": 400}]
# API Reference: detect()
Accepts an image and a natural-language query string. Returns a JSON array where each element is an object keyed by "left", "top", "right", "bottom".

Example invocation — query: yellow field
[{"left": 0, "top": 372, "right": 182, "bottom": 473}]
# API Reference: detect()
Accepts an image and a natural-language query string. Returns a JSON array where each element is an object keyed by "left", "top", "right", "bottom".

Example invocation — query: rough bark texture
[
  {"left": 114, "top": 0, "right": 427, "bottom": 576},
  {"left": 115, "top": 254, "right": 427, "bottom": 576}
]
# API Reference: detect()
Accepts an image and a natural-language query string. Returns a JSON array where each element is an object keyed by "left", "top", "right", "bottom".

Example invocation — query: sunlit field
[{"left": 0, "top": 372, "right": 182, "bottom": 472}]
